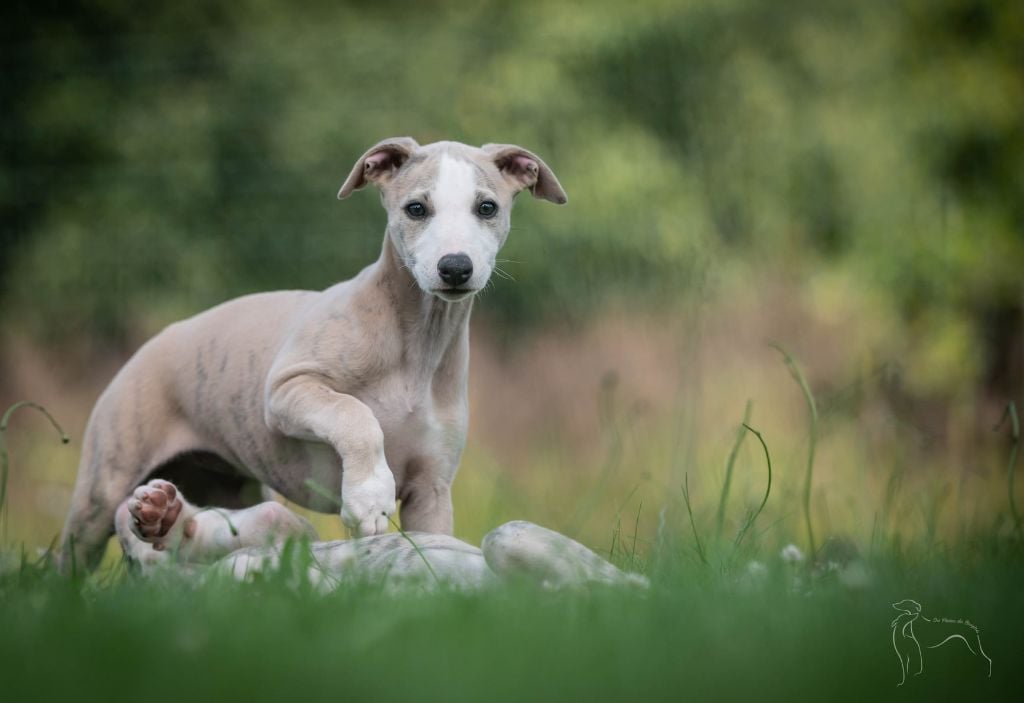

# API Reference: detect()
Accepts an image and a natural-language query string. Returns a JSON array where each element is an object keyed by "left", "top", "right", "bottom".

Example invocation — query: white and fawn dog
[
  {"left": 56, "top": 137, "right": 639, "bottom": 588},
  {"left": 117, "top": 479, "right": 646, "bottom": 590}
]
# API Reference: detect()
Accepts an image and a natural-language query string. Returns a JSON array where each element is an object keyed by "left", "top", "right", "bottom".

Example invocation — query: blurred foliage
[{"left": 2, "top": 0, "right": 1021, "bottom": 394}]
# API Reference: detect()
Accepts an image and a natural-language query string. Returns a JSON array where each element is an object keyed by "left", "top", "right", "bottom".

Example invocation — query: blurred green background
[{"left": 1, "top": 0, "right": 1021, "bottom": 552}]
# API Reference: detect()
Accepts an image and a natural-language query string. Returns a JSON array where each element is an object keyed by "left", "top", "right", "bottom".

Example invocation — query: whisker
[{"left": 493, "top": 266, "right": 516, "bottom": 282}]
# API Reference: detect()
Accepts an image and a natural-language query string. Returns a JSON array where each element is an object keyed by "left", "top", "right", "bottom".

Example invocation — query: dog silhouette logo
[{"left": 891, "top": 598, "right": 992, "bottom": 686}]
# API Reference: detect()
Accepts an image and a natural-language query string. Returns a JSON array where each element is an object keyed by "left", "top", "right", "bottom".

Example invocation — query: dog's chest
[{"left": 361, "top": 374, "right": 466, "bottom": 476}]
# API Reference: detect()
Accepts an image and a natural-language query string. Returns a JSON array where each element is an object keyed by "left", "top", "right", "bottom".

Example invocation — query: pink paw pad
[{"left": 129, "top": 480, "right": 183, "bottom": 547}]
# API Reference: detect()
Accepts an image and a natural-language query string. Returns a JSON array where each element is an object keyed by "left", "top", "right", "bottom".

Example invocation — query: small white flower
[
  {"left": 735, "top": 559, "right": 770, "bottom": 592},
  {"left": 780, "top": 544, "right": 805, "bottom": 563},
  {"left": 745, "top": 559, "right": 768, "bottom": 578},
  {"left": 838, "top": 561, "right": 872, "bottom": 590}
]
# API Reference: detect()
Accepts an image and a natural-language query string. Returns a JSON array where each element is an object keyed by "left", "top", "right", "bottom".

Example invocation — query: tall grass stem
[
  {"left": 0, "top": 401, "right": 70, "bottom": 536},
  {"left": 681, "top": 473, "right": 708, "bottom": 566},
  {"left": 996, "top": 401, "right": 1021, "bottom": 537},
  {"left": 772, "top": 344, "right": 818, "bottom": 558},
  {"left": 716, "top": 399, "right": 753, "bottom": 541},
  {"left": 732, "top": 424, "right": 772, "bottom": 550}
]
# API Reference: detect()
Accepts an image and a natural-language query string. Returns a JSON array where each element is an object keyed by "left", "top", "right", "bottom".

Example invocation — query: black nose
[{"left": 437, "top": 253, "right": 473, "bottom": 287}]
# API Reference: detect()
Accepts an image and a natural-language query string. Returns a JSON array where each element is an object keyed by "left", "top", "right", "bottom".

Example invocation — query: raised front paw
[
  {"left": 341, "top": 461, "right": 396, "bottom": 536},
  {"left": 129, "top": 479, "right": 184, "bottom": 549}
]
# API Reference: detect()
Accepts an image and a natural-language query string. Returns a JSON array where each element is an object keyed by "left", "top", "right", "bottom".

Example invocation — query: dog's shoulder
[{"left": 271, "top": 283, "right": 402, "bottom": 383}]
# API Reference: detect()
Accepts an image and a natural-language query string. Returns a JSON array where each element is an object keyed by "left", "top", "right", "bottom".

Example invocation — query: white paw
[{"left": 340, "top": 460, "right": 396, "bottom": 536}]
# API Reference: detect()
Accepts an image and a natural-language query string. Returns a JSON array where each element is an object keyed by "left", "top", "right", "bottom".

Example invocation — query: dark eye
[
  {"left": 405, "top": 201, "right": 427, "bottom": 219},
  {"left": 477, "top": 200, "right": 498, "bottom": 218}
]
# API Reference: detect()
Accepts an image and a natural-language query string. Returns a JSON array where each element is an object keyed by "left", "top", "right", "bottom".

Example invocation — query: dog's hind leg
[
  {"left": 114, "top": 479, "right": 208, "bottom": 573},
  {"left": 58, "top": 384, "right": 209, "bottom": 575},
  {"left": 59, "top": 429, "right": 154, "bottom": 574},
  {"left": 481, "top": 521, "right": 648, "bottom": 589},
  {"left": 116, "top": 479, "right": 318, "bottom": 571},
  {"left": 114, "top": 497, "right": 174, "bottom": 574}
]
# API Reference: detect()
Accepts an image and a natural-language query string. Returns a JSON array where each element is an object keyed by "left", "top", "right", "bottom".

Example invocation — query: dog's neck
[{"left": 370, "top": 235, "right": 472, "bottom": 382}]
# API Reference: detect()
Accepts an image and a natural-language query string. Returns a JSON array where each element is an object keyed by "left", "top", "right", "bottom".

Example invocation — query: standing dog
[{"left": 59, "top": 138, "right": 567, "bottom": 571}]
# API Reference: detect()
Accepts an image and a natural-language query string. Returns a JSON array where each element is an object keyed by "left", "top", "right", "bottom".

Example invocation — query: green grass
[
  {"left": 1, "top": 387, "right": 1022, "bottom": 702},
  {"left": 1, "top": 534, "right": 1021, "bottom": 702}
]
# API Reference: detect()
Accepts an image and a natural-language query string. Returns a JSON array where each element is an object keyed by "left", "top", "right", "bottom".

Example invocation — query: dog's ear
[
  {"left": 338, "top": 137, "right": 420, "bottom": 199},
  {"left": 481, "top": 144, "right": 567, "bottom": 204}
]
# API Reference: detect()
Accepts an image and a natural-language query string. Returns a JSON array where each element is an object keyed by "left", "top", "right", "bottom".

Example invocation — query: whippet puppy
[
  {"left": 59, "top": 138, "right": 567, "bottom": 572},
  {"left": 115, "top": 479, "right": 646, "bottom": 591}
]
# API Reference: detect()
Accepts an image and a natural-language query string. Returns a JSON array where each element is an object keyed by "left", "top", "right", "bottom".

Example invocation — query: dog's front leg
[
  {"left": 400, "top": 477, "right": 453, "bottom": 534},
  {"left": 265, "top": 374, "right": 396, "bottom": 536}
]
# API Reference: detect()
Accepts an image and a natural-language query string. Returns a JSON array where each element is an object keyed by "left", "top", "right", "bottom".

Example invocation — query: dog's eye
[
  {"left": 477, "top": 200, "right": 498, "bottom": 218},
  {"left": 405, "top": 202, "right": 427, "bottom": 219}
]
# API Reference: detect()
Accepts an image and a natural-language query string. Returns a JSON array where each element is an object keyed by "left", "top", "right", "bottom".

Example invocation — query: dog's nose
[{"left": 437, "top": 253, "right": 473, "bottom": 287}]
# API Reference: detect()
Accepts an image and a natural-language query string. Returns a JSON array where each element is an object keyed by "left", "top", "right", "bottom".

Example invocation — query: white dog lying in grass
[{"left": 116, "top": 480, "right": 647, "bottom": 592}]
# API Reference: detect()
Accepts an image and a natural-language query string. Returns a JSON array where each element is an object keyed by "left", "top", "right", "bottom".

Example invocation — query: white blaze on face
[
  {"left": 433, "top": 155, "right": 477, "bottom": 224},
  {"left": 412, "top": 154, "right": 497, "bottom": 295}
]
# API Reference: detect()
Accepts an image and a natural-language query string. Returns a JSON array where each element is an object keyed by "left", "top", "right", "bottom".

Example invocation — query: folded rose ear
[
  {"left": 338, "top": 137, "right": 420, "bottom": 199},
  {"left": 482, "top": 144, "right": 567, "bottom": 204}
]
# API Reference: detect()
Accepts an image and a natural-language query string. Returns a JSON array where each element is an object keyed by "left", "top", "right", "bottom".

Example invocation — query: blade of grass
[
  {"left": 304, "top": 478, "right": 343, "bottom": 508},
  {"left": 716, "top": 399, "right": 753, "bottom": 541},
  {"left": 609, "top": 517, "right": 622, "bottom": 561},
  {"left": 882, "top": 463, "right": 904, "bottom": 537},
  {"left": 565, "top": 372, "right": 627, "bottom": 535},
  {"left": 0, "top": 401, "right": 70, "bottom": 536},
  {"left": 304, "top": 478, "right": 439, "bottom": 586},
  {"left": 681, "top": 473, "right": 708, "bottom": 566},
  {"left": 732, "top": 423, "right": 772, "bottom": 551},
  {"left": 191, "top": 507, "right": 240, "bottom": 536},
  {"left": 771, "top": 344, "right": 818, "bottom": 558},
  {"left": 387, "top": 516, "right": 440, "bottom": 586},
  {"left": 628, "top": 498, "right": 643, "bottom": 572},
  {"left": 609, "top": 483, "right": 641, "bottom": 560},
  {"left": 995, "top": 401, "right": 1021, "bottom": 537}
]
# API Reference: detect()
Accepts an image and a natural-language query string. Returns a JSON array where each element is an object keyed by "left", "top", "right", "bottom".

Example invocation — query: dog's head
[
  {"left": 892, "top": 599, "right": 921, "bottom": 614},
  {"left": 338, "top": 138, "right": 567, "bottom": 302}
]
